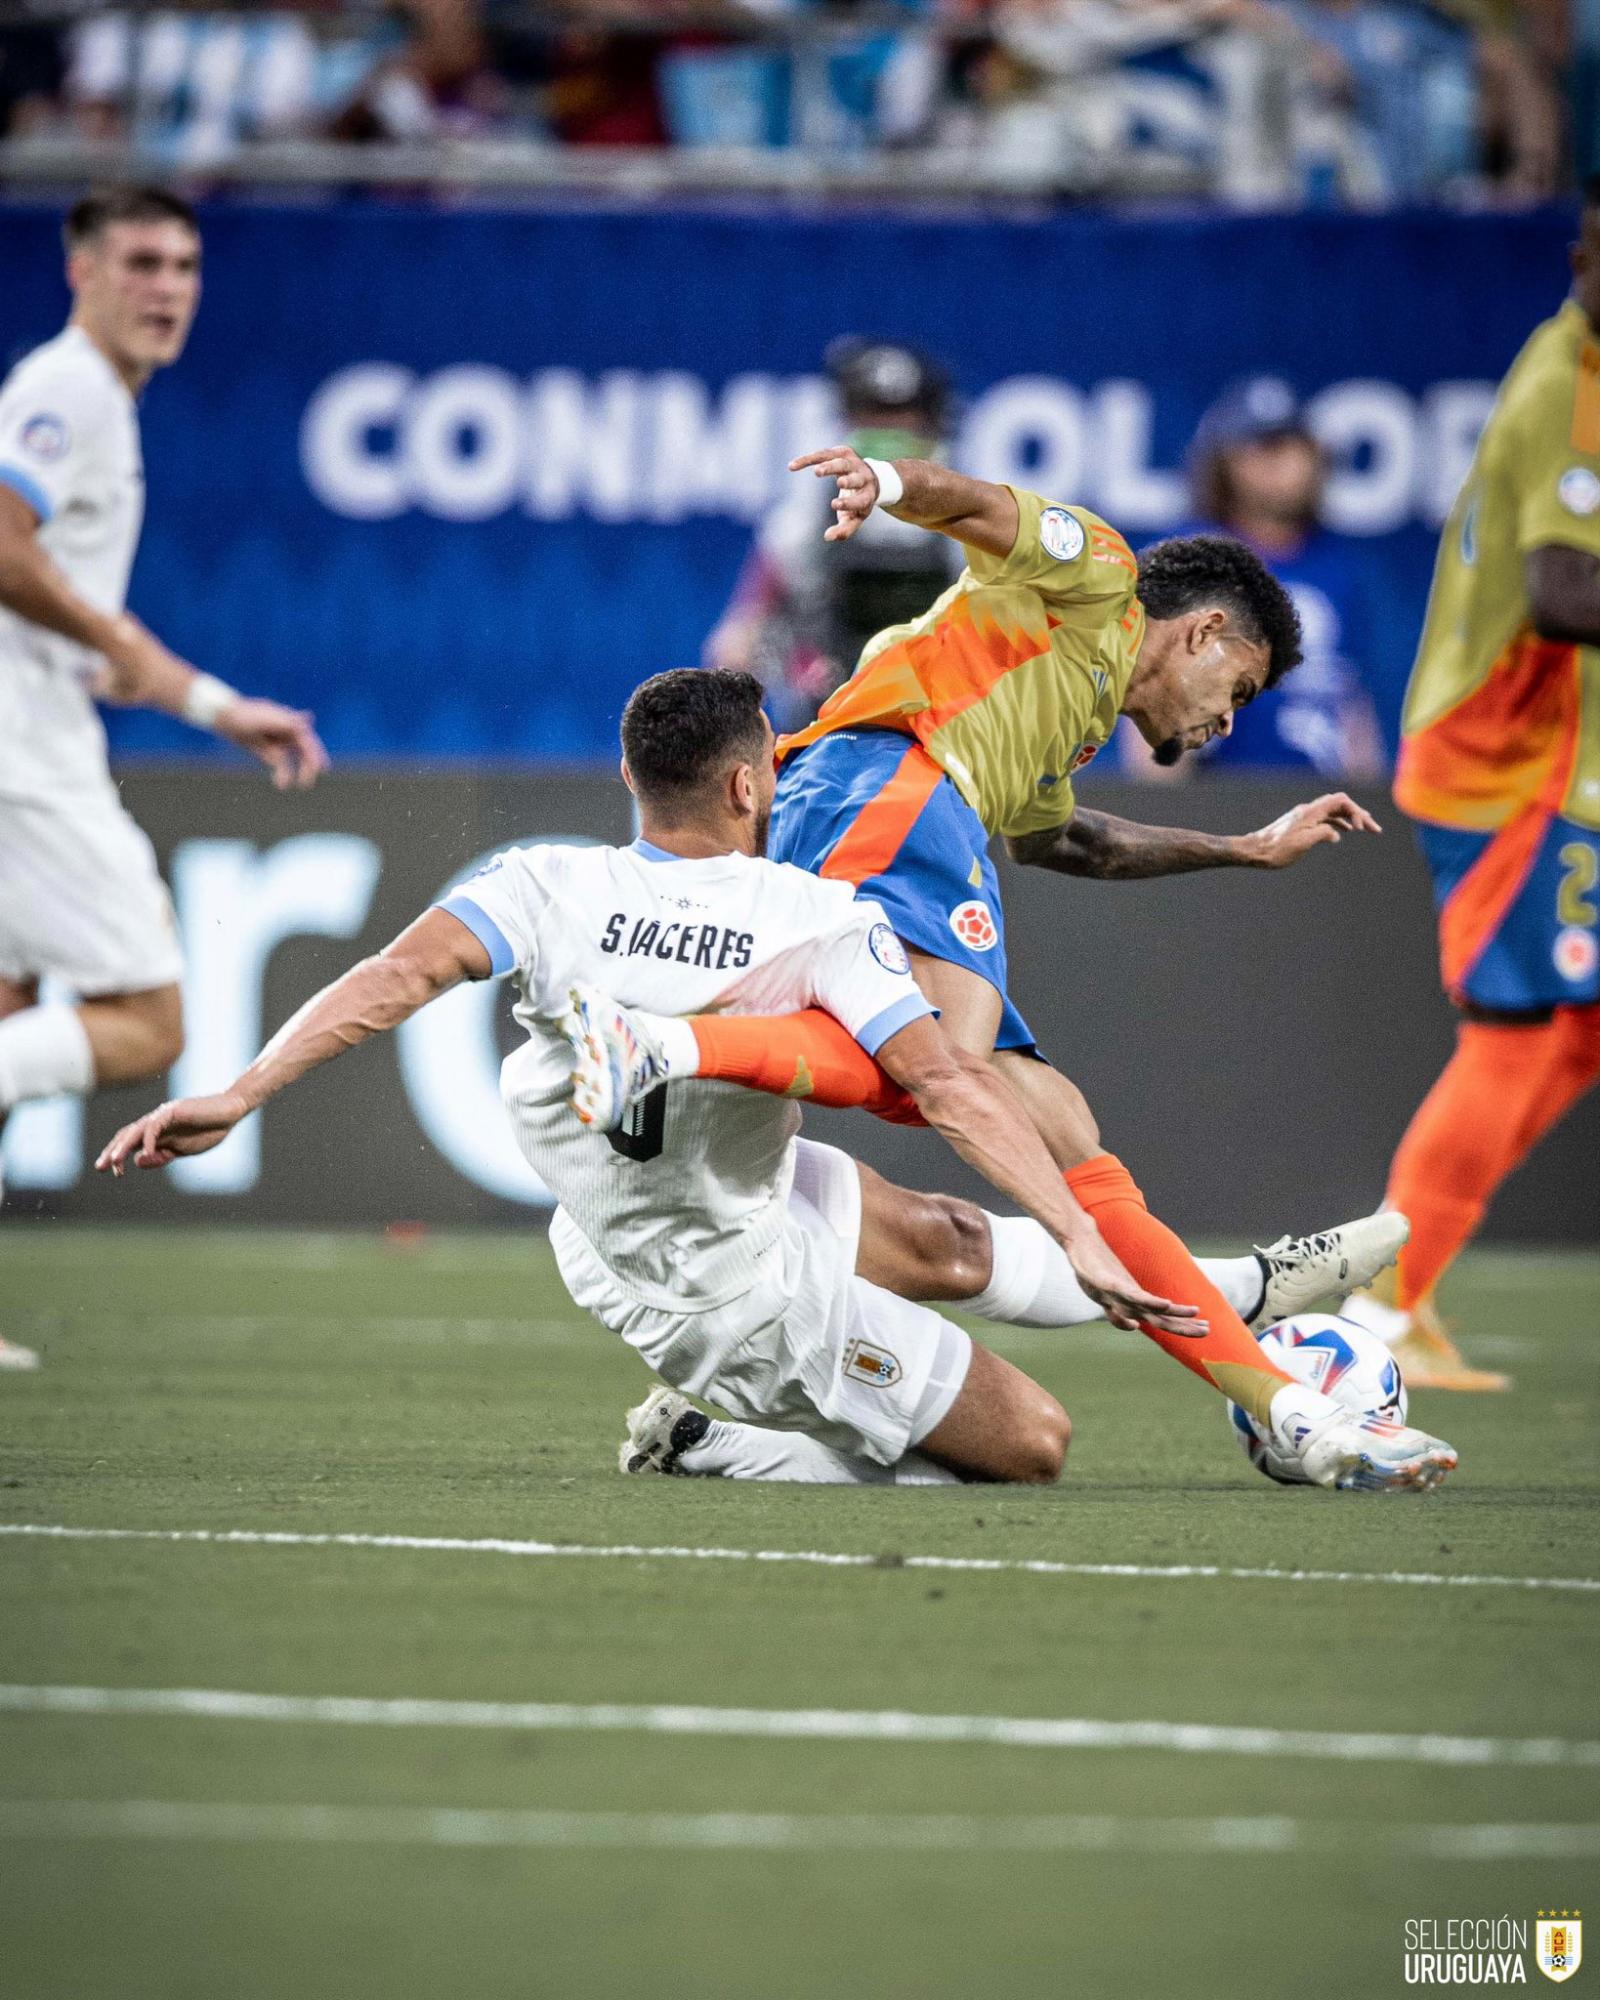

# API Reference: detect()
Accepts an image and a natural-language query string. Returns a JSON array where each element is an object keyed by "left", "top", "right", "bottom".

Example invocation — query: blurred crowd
[{"left": 0, "top": 0, "right": 1582, "bottom": 202}]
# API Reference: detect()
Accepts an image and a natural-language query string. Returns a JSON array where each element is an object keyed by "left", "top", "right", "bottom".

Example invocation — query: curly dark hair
[
  {"left": 621, "top": 668, "right": 769, "bottom": 806},
  {"left": 1136, "top": 535, "right": 1303, "bottom": 688}
]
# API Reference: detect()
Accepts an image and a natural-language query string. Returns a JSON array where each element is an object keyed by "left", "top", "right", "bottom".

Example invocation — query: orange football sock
[
  {"left": 1063, "top": 1153, "right": 1293, "bottom": 1427},
  {"left": 1508, "top": 1003, "right": 1600, "bottom": 1158},
  {"left": 688, "top": 1011, "right": 924, "bottom": 1125},
  {"left": 1386, "top": 1017, "right": 1569, "bottom": 1311}
]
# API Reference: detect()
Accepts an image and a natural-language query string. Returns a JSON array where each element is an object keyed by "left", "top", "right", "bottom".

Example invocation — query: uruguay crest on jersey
[{"left": 1537, "top": 1915, "right": 1582, "bottom": 1983}]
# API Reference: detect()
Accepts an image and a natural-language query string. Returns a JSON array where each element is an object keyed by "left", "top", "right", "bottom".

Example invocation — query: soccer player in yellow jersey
[
  {"left": 569, "top": 454, "right": 1459, "bottom": 1490},
  {"left": 1343, "top": 186, "right": 1600, "bottom": 1389}
]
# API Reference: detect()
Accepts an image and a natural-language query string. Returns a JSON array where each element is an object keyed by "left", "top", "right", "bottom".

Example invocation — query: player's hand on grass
[
  {"left": 95, "top": 1090, "right": 252, "bottom": 1174},
  {"left": 1065, "top": 1231, "right": 1205, "bottom": 1336},
  {"left": 216, "top": 697, "right": 329, "bottom": 790},
  {"left": 790, "top": 446, "right": 880, "bottom": 543},
  {"left": 1239, "top": 792, "right": 1380, "bottom": 868}
]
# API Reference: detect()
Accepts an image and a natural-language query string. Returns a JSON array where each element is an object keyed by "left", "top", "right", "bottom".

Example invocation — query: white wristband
[
  {"left": 863, "top": 457, "right": 904, "bottom": 509},
  {"left": 182, "top": 672, "right": 239, "bottom": 729}
]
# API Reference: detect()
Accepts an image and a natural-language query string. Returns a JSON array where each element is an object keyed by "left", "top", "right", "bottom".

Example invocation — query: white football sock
[
  {"left": 962, "top": 1214, "right": 1264, "bottom": 1328},
  {"left": 679, "top": 1419, "right": 960, "bottom": 1485},
  {"left": 0, "top": 1004, "right": 94, "bottom": 1113},
  {"left": 1338, "top": 1290, "right": 1411, "bottom": 1347},
  {"left": 649, "top": 1014, "right": 700, "bottom": 1077},
  {"left": 1267, "top": 1381, "right": 1341, "bottom": 1446}
]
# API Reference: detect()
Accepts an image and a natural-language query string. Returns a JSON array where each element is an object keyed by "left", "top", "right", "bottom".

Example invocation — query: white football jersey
[
  {"left": 0, "top": 325, "right": 144, "bottom": 801},
  {"left": 439, "top": 837, "right": 931, "bottom": 1312}
]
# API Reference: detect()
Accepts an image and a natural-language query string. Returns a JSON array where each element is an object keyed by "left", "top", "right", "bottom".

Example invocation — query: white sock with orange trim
[{"left": 963, "top": 1214, "right": 1264, "bottom": 1328}]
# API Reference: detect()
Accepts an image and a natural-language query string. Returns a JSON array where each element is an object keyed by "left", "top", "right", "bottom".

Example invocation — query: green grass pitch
[{"left": 1, "top": 1227, "right": 1595, "bottom": 2000}]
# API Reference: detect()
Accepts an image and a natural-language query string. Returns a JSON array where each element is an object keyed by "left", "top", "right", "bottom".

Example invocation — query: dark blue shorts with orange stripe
[
  {"left": 1416, "top": 809, "right": 1600, "bottom": 1011},
  {"left": 771, "top": 728, "right": 1039, "bottom": 1053}
]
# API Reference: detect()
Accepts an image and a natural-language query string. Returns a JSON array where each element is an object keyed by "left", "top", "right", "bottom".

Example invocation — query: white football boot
[
  {"left": 618, "top": 1385, "right": 714, "bottom": 1476},
  {"left": 560, "top": 984, "right": 672, "bottom": 1134},
  {"left": 0, "top": 1337, "right": 40, "bottom": 1372},
  {"left": 1248, "top": 1212, "right": 1410, "bottom": 1330},
  {"left": 1274, "top": 1403, "right": 1458, "bottom": 1493}
]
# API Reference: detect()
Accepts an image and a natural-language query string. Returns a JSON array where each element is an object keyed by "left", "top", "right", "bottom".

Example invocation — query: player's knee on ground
[{"left": 1001, "top": 1390, "right": 1071, "bottom": 1485}]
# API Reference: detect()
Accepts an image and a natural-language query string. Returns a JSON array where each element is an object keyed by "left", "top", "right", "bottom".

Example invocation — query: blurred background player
[
  {"left": 0, "top": 184, "right": 327, "bottom": 1369},
  {"left": 1121, "top": 376, "right": 1384, "bottom": 781},
  {"left": 1342, "top": 181, "right": 1600, "bottom": 1390},
  {"left": 703, "top": 338, "right": 963, "bottom": 734}
]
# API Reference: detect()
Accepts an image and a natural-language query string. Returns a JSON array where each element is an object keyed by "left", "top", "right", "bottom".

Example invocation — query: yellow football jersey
[
  {"left": 1398, "top": 300, "right": 1600, "bottom": 833},
  {"left": 778, "top": 487, "right": 1145, "bottom": 838}
]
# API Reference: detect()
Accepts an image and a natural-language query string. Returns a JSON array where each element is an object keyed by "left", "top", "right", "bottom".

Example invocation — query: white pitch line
[
  {"left": 1, "top": 1684, "right": 1594, "bottom": 1771},
  {"left": 3, "top": 1522, "right": 1596, "bottom": 1597},
  {"left": 0, "top": 1800, "right": 1594, "bottom": 1860}
]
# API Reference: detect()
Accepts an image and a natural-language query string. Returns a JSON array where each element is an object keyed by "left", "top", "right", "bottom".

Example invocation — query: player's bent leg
[
  {"left": 0, "top": 980, "right": 92, "bottom": 1118},
  {"left": 621, "top": 1386, "right": 962, "bottom": 1484},
  {"left": 563, "top": 985, "right": 922, "bottom": 1133},
  {"left": 1345, "top": 1007, "right": 1550, "bottom": 1390},
  {"left": 916, "top": 1341, "right": 1070, "bottom": 1485},
  {"left": 990, "top": 1047, "right": 1101, "bottom": 1166},
  {"left": 0, "top": 983, "right": 182, "bottom": 1114},
  {"left": 0, "top": 976, "right": 45, "bottom": 1369},
  {"left": 0, "top": 975, "right": 38, "bottom": 1022},
  {"left": 853, "top": 1151, "right": 1404, "bottom": 1332},
  {"left": 75, "top": 983, "right": 185, "bottom": 1088},
  {"left": 851, "top": 1153, "right": 1261, "bottom": 1329},
  {"left": 852, "top": 1160, "right": 993, "bottom": 1301}
]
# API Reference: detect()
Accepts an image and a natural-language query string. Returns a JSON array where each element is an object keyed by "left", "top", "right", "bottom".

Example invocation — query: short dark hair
[
  {"left": 1136, "top": 535, "right": 1303, "bottom": 688},
  {"left": 621, "top": 669, "right": 769, "bottom": 807},
  {"left": 65, "top": 186, "right": 198, "bottom": 251}
]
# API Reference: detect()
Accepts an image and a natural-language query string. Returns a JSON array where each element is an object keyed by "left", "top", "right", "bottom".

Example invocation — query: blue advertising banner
[{"left": 0, "top": 200, "right": 1573, "bottom": 763}]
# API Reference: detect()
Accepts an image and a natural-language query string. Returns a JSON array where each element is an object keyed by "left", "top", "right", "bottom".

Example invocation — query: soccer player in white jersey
[
  {"left": 0, "top": 186, "right": 326, "bottom": 1367},
  {"left": 98, "top": 671, "right": 1454, "bottom": 1490}
]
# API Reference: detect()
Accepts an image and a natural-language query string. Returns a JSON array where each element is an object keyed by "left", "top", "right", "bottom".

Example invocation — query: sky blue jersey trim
[
  {"left": 630, "top": 838, "right": 681, "bottom": 864},
  {"left": 437, "top": 894, "right": 514, "bottom": 976},
  {"left": 0, "top": 464, "right": 54, "bottom": 524},
  {"left": 855, "top": 990, "right": 933, "bottom": 1057}
]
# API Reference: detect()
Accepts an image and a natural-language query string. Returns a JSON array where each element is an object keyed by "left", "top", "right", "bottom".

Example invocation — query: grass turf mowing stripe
[
  {"left": 3, "top": 1685, "right": 1595, "bottom": 1770},
  {"left": 0, "top": 1801, "right": 1594, "bottom": 1858},
  {"left": 3, "top": 1522, "right": 1596, "bottom": 1595}
]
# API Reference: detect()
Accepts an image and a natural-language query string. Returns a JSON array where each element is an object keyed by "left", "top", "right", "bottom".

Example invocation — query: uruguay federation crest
[
  {"left": 1537, "top": 1916, "right": 1582, "bottom": 1983},
  {"left": 843, "top": 1339, "right": 902, "bottom": 1389}
]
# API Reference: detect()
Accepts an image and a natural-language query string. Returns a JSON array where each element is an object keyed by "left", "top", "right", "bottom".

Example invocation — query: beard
[
  {"left": 752, "top": 803, "right": 772, "bottom": 856},
  {"left": 1152, "top": 736, "right": 1185, "bottom": 768}
]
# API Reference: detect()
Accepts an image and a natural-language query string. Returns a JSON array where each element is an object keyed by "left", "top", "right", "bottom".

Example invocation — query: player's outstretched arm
[
  {"left": 790, "top": 444, "right": 1020, "bottom": 558},
  {"left": 872, "top": 1013, "right": 1201, "bottom": 1336},
  {"left": 0, "top": 484, "right": 327, "bottom": 790},
  {"left": 95, "top": 909, "right": 489, "bottom": 1173},
  {"left": 1006, "top": 793, "right": 1381, "bottom": 881}
]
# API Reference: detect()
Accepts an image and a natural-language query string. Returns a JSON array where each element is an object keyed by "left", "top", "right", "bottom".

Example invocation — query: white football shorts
[
  {"left": 0, "top": 789, "right": 184, "bottom": 995},
  {"left": 551, "top": 1136, "right": 972, "bottom": 1467}
]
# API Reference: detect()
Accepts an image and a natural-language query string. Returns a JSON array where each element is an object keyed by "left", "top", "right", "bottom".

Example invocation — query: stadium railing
[{"left": 0, "top": 0, "right": 1271, "bottom": 203}]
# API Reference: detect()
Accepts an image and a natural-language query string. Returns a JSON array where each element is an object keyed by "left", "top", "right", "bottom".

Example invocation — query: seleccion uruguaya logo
[
  {"left": 1402, "top": 1912, "right": 1582, "bottom": 1985},
  {"left": 1537, "top": 1916, "right": 1583, "bottom": 1985}
]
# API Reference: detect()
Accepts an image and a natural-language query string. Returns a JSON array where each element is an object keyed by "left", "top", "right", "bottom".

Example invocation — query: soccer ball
[{"left": 1228, "top": 1312, "right": 1407, "bottom": 1485}]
